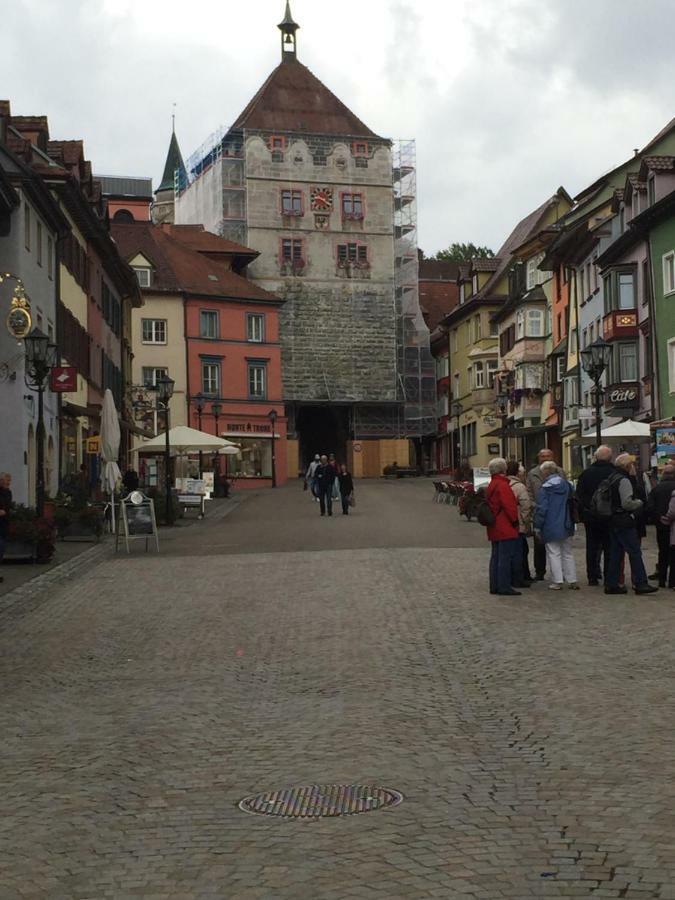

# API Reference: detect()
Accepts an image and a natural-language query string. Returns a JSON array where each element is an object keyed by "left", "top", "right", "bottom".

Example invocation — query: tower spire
[{"left": 278, "top": 1, "right": 299, "bottom": 61}]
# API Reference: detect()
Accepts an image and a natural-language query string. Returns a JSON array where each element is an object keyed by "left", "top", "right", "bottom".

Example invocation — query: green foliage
[
  {"left": 8, "top": 506, "right": 56, "bottom": 561},
  {"left": 433, "top": 242, "right": 495, "bottom": 262}
]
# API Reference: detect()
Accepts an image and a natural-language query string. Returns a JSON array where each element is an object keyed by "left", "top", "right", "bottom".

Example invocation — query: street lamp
[
  {"left": 24, "top": 328, "right": 58, "bottom": 517},
  {"left": 451, "top": 400, "right": 463, "bottom": 477},
  {"left": 156, "top": 375, "right": 175, "bottom": 525},
  {"left": 495, "top": 390, "right": 509, "bottom": 458},
  {"left": 194, "top": 393, "right": 205, "bottom": 476},
  {"left": 268, "top": 409, "right": 278, "bottom": 488},
  {"left": 211, "top": 401, "right": 222, "bottom": 485},
  {"left": 581, "top": 337, "right": 612, "bottom": 448}
]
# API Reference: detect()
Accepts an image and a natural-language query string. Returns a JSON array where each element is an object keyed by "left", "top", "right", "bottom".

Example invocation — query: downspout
[
  {"left": 183, "top": 294, "right": 190, "bottom": 427},
  {"left": 56, "top": 244, "right": 63, "bottom": 492},
  {"left": 646, "top": 234, "right": 660, "bottom": 421}
]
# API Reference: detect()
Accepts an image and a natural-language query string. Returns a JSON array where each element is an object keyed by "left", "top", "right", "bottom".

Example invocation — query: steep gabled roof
[
  {"left": 232, "top": 60, "right": 380, "bottom": 138},
  {"left": 111, "top": 221, "right": 283, "bottom": 304}
]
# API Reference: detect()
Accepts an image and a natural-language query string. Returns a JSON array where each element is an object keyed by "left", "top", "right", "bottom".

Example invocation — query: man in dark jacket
[
  {"left": 0, "top": 472, "right": 13, "bottom": 584},
  {"left": 314, "top": 455, "right": 337, "bottom": 517},
  {"left": 646, "top": 464, "right": 675, "bottom": 586},
  {"left": 605, "top": 453, "right": 657, "bottom": 595},
  {"left": 575, "top": 445, "right": 616, "bottom": 586}
]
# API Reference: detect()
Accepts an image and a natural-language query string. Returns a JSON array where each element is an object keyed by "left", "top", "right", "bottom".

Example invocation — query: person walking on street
[
  {"left": 506, "top": 459, "right": 532, "bottom": 588},
  {"left": 314, "top": 455, "right": 337, "bottom": 517},
  {"left": 337, "top": 464, "right": 354, "bottom": 515},
  {"left": 0, "top": 472, "right": 13, "bottom": 584},
  {"left": 575, "top": 445, "right": 616, "bottom": 586},
  {"left": 305, "top": 454, "right": 321, "bottom": 501},
  {"left": 605, "top": 453, "right": 658, "bottom": 596},
  {"left": 527, "top": 448, "right": 558, "bottom": 581},
  {"left": 329, "top": 453, "right": 340, "bottom": 502},
  {"left": 485, "top": 458, "right": 521, "bottom": 596},
  {"left": 533, "top": 461, "right": 578, "bottom": 591},
  {"left": 661, "top": 483, "right": 675, "bottom": 590},
  {"left": 646, "top": 464, "right": 675, "bottom": 587}
]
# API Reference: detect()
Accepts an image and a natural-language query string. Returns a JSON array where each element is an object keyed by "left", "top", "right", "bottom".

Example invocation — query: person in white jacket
[{"left": 305, "top": 454, "right": 321, "bottom": 500}]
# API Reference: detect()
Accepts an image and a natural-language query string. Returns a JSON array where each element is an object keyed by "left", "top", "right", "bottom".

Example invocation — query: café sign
[{"left": 609, "top": 388, "right": 637, "bottom": 403}]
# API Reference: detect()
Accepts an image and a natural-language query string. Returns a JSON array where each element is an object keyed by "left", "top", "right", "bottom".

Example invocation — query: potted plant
[{"left": 6, "top": 506, "right": 56, "bottom": 562}]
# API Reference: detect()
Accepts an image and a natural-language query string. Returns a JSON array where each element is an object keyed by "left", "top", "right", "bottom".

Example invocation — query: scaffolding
[
  {"left": 392, "top": 139, "right": 436, "bottom": 437},
  {"left": 174, "top": 126, "right": 247, "bottom": 244}
]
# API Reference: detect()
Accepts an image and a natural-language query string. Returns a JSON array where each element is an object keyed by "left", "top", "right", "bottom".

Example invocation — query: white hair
[
  {"left": 540, "top": 460, "right": 558, "bottom": 477},
  {"left": 594, "top": 445, "right": 613, "bottom": 462},
  {"left": 488, "top": 457, "right": 507, "bottom": 475}
]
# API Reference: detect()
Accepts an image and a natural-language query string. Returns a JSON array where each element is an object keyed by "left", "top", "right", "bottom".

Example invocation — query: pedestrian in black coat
[
  {"left": 575, "top": 445, "right": 616, "bottom": 585},
  {"left": 646, "top": 465, "right": 675, "bottom": 585},
  {"left": 314, "top": 455, "right": 337, "bottom": 516},
  {"left": 337, "top": 464, "right": 354, "bottom": 515}
]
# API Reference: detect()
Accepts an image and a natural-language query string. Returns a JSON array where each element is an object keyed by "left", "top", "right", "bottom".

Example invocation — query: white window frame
[
  {"left": 142, "top": 366, "right": 168, "bottom": 387},
  {"left": 526, "top": 309, "right": 544, "bottom": 337},
  {"left": 248, "top": 362, "right": 267, "bottom": 399},
  {"left": 516, "top": 309, "right": 525, "bottom": 339},
  {"left": 663, "top": 251, "right": 675, "bottom": 295},
  {"left": 617, "top": 342, "right": 638, "bottom": 383},
  {"left": 133, "top": 266, "right": 152, "bottom": 288},
  {"left": 247, "top": 313, "right": 265, "bottom": 343},
  {"left": 555, "top": 355, "right": 566, "bottom": 382},
  {"left": 668, "top": 338, "right": 675, "bottom": 394},
  {"left": 526, "top": 252, "right": 546, "bottom": 290},
  {"left": 141, "top": 318, "right": 167, "bottom": 344},
  {"left": 200, "top": 309, "right": 219, "bottom": 339},
  {"left": 473, "top": 361, "right": 485, "bottom": 389},
  {"left": 486, "top": 359, "right": 498, "bottom": 388},
  {"left": 202, "top": 362, "right": 220, "bottom": 395}
]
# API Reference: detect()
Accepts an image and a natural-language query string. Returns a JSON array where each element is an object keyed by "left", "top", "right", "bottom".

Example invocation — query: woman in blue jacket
[{"left": 533, "top": 461, "right": 578, "bottom": 591}]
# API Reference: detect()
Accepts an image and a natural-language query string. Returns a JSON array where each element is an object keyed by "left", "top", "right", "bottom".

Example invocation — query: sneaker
[
  {"left": 605, "top": 586, "right": 628, "bottom": 595},
  {"left": 566, "top": 582, "right": 580, "bottom": 590},
  {"left": 548, "top": 583, "right": 563, "bottom": 591},
  {"left": 588, "top": 579, "right": 600, "bottom": 586},
  {"left": 635, "top": 584, "right": 658, "bottom": 595}
]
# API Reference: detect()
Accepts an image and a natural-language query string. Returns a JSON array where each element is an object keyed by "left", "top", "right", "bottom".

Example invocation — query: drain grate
[{"left": 238, "top": 783, "right": 403, "bottom": 818}]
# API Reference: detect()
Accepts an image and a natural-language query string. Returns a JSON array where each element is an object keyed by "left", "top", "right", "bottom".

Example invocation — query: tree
[{"left": 432, "top": 242, "right": 495, "bottom": 262}]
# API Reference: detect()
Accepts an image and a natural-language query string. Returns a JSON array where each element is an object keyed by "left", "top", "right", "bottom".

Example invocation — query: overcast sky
[{"left": 4, "top": 0, "right": 674, "bottom": 254}]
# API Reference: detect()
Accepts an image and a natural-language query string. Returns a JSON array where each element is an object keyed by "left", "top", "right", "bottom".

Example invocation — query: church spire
[
  {"left": 278, "top": 1, "right": 299, "bottom": 61},
  {"left": 157, "top": 125, "right": 186, "bottom": 194}
]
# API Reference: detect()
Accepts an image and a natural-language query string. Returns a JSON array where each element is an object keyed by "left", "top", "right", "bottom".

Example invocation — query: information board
[{"left": 116, "top": 491, "right": 159, "bottom": 553}]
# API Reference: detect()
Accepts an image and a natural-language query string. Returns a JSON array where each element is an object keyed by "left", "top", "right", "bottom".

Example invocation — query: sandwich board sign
[{"left": 116, "top": 490, "right": 159, "bottom": 554}]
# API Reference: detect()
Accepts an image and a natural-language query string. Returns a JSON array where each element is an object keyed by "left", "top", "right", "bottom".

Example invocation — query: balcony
[{"left": 603, "top": 310, "right": 639, "bottom": 340}]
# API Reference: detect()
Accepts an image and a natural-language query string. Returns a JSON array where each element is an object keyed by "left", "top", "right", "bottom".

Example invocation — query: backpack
[
  {"left": 476, "top": 495, "right": 495, "bottom": 527},
  {"left": 589, "top": 474, "right": 621, "bottom": 521}
]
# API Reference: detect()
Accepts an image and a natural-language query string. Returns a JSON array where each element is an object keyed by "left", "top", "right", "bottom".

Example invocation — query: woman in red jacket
[{"left": 486, "top": 457, "right": 521, "bottom": 596}]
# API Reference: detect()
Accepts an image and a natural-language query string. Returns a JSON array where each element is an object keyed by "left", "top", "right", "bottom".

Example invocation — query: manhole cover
[{"left": 238, "top": 784, "right": 403, "bottom": 818}]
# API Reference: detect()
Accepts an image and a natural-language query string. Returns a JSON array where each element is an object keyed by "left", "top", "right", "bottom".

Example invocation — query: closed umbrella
[{"left": 100, "top": 388, "right": 121, "bottom": 532}]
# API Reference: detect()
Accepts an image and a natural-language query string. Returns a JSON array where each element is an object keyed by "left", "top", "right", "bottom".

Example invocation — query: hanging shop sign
[
  {"left": 7, "top": 296, "right": 32, "bottom": 339},
  {"left": 50, "top": 366, "right": 77, "bottom": 392},
  {"left": 85, "top": 435, "right": 101, "bottom": 454}
]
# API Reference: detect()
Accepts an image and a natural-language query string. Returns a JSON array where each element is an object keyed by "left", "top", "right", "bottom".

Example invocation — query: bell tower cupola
[{"left": 278, "top": 1, "right": 299, "bottom": 61}]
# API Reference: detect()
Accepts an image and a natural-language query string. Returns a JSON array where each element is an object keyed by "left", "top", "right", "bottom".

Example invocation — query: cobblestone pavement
[{"left": 1, "top": 480, "right": 674, "bottom": 899}]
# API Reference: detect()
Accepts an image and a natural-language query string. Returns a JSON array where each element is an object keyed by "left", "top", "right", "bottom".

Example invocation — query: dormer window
[
  {"left": 133, "top": 266, "right": 152, "bottom": 288},
  {"left": 352, "top": 142, "right": 368, "bottom": 157}
]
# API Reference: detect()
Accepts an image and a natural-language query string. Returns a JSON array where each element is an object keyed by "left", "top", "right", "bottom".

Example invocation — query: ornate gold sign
[{"left": 7, "top": 295, "right": 32, "bottom": 339}]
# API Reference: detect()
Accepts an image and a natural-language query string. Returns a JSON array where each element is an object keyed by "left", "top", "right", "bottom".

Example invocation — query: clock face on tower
[{"left": 310, "top": 187, "right": 333, "bottom": 212}]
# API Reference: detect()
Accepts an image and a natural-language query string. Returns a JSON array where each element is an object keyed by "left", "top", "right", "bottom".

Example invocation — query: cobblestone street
[{"left": 1, "top": 480, "right": 674, "bottom": 899}]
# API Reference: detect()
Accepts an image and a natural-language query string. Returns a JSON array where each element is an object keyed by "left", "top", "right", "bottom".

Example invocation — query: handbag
[{"left": 348, "top": 493, "right": 356, "bottom": 507}]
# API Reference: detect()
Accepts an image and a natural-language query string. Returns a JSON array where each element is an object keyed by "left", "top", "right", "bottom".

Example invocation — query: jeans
[
  {"left": 546, "top": 537, "right": 577, "bottom": 585},
  {"left": 511, "top": 535, "right": 529, "bottom": 586},
  {"left": 533, "top": 535, "right": 546, "bottom": 578},
  {"left": 584, "top": 521, "right": 611, "bottom": 583},
  {"left": 607, "top": 526, "right": 648, "bottom": 589},
  {"left": 521, "top": 534, "right": 531, "bottom": 582},
  {"left": 656, "top": 526, "right": 671, "bottom": 585},
  {"left": 319, "top": 488, "right": 333, "bottom": 515},
  {"left": 490, "top": 538, "right": 519, "bottom": 593}
]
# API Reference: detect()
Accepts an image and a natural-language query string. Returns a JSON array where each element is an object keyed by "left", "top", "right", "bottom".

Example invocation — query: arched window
[{"left": 113, "top": 209, "right": 134, "bottom": 223}]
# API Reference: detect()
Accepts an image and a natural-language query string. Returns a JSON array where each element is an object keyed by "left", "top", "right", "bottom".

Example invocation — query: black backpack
[
  {"left": 589, "top": 473, "right": 622, "bottom": 521},
  {"left": 476, "top": 493, "right": 495, "bottom": 527}
]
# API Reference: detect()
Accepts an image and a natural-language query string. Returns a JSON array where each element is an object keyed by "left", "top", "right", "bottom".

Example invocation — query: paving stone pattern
[{"left": 1, "top": 481, "right": 674, "bottom": 899}]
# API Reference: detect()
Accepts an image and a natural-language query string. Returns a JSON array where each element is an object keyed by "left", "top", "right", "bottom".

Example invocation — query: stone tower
[
  {"left": 175, "top": 3, "right": 433, "bottom": 475},
  {"left": 152, "top": 127, "right": 186, "bottom": 225}
]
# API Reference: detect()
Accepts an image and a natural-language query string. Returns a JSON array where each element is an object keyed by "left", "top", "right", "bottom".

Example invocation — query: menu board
[{"left": 116, "top": 492, "right": 159, "bottom": 553}]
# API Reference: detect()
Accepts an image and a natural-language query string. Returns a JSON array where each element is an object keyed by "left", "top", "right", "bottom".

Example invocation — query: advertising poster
[{"left": 655, "top": 428, "right": 675, "bottom": 471}]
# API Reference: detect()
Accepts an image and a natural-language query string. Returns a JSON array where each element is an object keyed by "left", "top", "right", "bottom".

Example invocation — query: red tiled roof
[
  {"left": 233, "top": 60, "right": 379, "bottom": 137},
  {"left": 111, "top": 221, "right": 283, "bottom": 304},
  {"left": 419, "top": 279, "right": 459, "bottom": 331},
  {"left": 418, "top": 258, "right": 460, "bottom": 280},
  {"left": 159, "top": 224, "right": 258, "bottom": 259},
  {"left": 471, "top": 256, "right": 499, "bottom": 272}
]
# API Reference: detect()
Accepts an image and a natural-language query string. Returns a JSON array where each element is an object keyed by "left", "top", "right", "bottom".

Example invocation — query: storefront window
[{"left": 233, "top": 438, "right": 272, "bottom": 478}]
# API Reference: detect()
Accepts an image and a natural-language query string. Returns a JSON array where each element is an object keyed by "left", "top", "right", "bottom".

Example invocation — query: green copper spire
[{"left": 157, "top": 128, "right": 186, "bottom": 194}]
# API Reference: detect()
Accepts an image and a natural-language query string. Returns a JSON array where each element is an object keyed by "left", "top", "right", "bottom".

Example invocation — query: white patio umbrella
[
  {"left": 579, "top": 419, "right": 652, "bottom": 444},
  {"left": 100, "top": 388, "right": 121, "bottom": 532},
  {"left": 134, "top": 425, "right": 236, "bottom": 455}
]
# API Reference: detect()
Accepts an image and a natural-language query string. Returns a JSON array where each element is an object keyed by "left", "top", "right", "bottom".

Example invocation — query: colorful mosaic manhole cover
[{"left": 238, "top": 784, "right": 403, "bottom": 818}]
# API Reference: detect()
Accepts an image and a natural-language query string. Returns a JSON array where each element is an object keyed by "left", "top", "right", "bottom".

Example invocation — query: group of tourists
[
  {"left": 484, "top": 445, "right": 675, "bottom": 596},
  {"left": 304, "top": 454, "right": 354, "bottom": 516}
]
